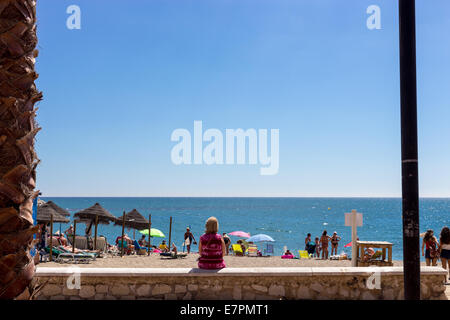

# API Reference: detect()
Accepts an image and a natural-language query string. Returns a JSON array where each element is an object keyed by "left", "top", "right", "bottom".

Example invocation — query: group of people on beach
[
  {"left": 422, "top": 227, "right": 450, "bottom": 280},
  {"left": 304, "top": 230, "right": 342, "bottom": 260},
  {"left": 36, "top": 223, "right": 71, "bottom": 251},
  {"left": 42, "top": 215, "right": 450, "bottom": 283}
]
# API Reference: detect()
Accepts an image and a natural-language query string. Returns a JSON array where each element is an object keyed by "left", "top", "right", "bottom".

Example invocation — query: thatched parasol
[
  {"left": 73, "top": 203, "right": 117, "bottom": 250},
  {"left": 114, "top": 209, "right": 149, "bottom": 230},
  {"left": 45, "top": 201, "right": 71, "bottom": 217},
  {"left": 37, "top": 203, "right": 70, "bottom": 224},
  {"left": 73, "top": 203, "right": 116, "bottom": 225}
]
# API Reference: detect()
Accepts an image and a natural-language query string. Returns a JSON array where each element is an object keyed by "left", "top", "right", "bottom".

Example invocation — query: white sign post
[{"left": 345, "top": 209, "right": 363, "bottom": 267}]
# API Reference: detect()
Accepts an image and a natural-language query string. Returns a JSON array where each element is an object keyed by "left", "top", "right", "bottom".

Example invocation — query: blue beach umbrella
[{"left": 246, "top": 234, "right": 275, "bottom": 243}]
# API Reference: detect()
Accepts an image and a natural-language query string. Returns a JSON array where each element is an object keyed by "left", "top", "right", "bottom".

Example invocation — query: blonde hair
[{"left": 205, "top": 216, "right": 219, "bottom": 234}]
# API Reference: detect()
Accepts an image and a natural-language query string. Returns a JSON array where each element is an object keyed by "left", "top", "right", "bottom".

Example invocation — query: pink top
[{"left": 198, "top": 233, "right": 226, "bottom": 269}]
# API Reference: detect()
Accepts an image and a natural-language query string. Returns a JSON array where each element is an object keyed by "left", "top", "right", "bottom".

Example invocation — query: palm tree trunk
[{"left": 0, "top": 0, "right": 41, "bottom": 299}]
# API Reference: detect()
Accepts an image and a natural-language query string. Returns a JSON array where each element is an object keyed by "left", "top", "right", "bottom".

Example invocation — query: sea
[{"left": 40, "top": 197, "right": 450, "bottom": 261}]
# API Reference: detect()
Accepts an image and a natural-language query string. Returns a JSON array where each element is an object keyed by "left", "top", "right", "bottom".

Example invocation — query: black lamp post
[{"left": 399, "top": 0, "right": 420, "bottom": 300}]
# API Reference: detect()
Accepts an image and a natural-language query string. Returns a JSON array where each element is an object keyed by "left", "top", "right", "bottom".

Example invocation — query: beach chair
[
  {"left": 44, "top": 247, "right": 95, "bottom": 264},
  {"left": 232, "top": 244, "right": 244, "bottom": 256},
  {"left": 117, "top": 240, "right": 133, "bottom": 255},
  {"left": 247, "top": 245, "right": 258, "bottom": 257},
  {"left": 58, "top": 245, "right": 101, "bottom": 258},
  {"left": 299, "top": 250, "right": 311, "bottom": 259},
  {"left": 263, "top": 243, "right": 274, "bottom": 256},
  {"left": 133, "top": 240, "right": 148, "bottom": 255}
]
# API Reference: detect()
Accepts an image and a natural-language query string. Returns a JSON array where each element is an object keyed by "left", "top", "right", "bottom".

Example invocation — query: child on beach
[
  {"left": 320, "top": 231, "right": 331, "bottom": 260},
  {"left": 282, "top": 249, "right": 294, "bottom": 259},
  {"left": 314, "top": 237, "right": 321, "bottom": 258},
  {"left": 198, "top": 217, "right": 226, "bottom": 269}
]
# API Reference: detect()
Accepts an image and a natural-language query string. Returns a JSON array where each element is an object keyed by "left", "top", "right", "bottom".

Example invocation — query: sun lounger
[
  {"left": 232, "top": 244, "right": 244, "bottom": 256},
  {"left": 44, "top": 247, "right": 95, "bottom": 264},
  {"left": 117, "top": 240, "right": 134, "bottom": 255},
  {"left": 298, "top": 250, "right": 311, "bottom": 259},
  {"left": 58, "top": 245, "right": 101, "bottom": 258}
]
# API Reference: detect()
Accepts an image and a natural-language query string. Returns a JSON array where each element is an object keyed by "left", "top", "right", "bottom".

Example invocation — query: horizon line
[{"left": 40, "top": 195, "right": 450, "bottom": 199}]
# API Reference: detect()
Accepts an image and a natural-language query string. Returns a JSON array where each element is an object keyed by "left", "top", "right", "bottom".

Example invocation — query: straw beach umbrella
[
  {"left": 114, "top": 209, "right": 149, "bottom": 239},
  {"left": 74, "top": 202, "right": 116, "bottom": 224},
  {"left": 45, "top": 200, "right": 70, "bottom": 217},
  {"left": 74, "top": 203, "right": 116, "bottom": 249},
  {"left": 42, "top": 200, "right": 71, "bottom": 234},
  {"left": 37, "top": 203, "right": 70, "bottom": 224}
]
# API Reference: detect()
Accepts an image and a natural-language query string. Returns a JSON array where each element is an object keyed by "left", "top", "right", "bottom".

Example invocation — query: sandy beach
[{"left": 38, "top": 253, "right": 410, "bottom": 268}]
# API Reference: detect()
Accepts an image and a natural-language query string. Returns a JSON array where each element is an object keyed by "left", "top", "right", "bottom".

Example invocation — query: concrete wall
[{"left": 34, "top": 266, "right": 448, "bottom": 300}]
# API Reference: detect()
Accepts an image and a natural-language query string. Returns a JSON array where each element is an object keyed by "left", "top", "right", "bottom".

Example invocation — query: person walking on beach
[
  {"left": 330, "top": 232, "right": 341, "bottom": 256},
  {"left": 422, "top": 229, "right": 439, "bottom": 266},
  {"left": 439, "top": 226, "right": 450, "bottom": 282},
  {"left": 198, "top": 217, "right": 226, "bottom": 269},
  {"left": 320, "top": 230, "right": 332, "bottom": 260},
  {"left": 184, "top": 227, "right": 197, "bottom": 253},
  {"left": 222, "top": 233, "right": 231, "bottom": 255}
]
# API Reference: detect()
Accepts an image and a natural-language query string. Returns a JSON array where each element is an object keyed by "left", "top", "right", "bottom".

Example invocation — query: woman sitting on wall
[{"left": 198, "top": 216, "right": 226, "bottom": 269}]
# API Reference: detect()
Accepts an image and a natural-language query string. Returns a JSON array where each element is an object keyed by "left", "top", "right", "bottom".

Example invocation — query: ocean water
[{"left": 40, "top": 197, "right": 450, "bottom": 261}]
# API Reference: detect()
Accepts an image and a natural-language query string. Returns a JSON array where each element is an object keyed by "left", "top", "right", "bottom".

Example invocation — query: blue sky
[{"left": 35, "top": 0, "right": 450, "bottom": 197}]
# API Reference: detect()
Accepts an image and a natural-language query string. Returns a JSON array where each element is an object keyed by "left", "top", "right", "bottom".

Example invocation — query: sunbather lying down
[
  {"left": 160, "top": 252, "right": 188, "bottom": 259},
  {"left": 57, "top": 245, "right": 102, "bottom": 258},
  {"left": 59, "top": 245, "right": 86, "bottom": 254}
]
